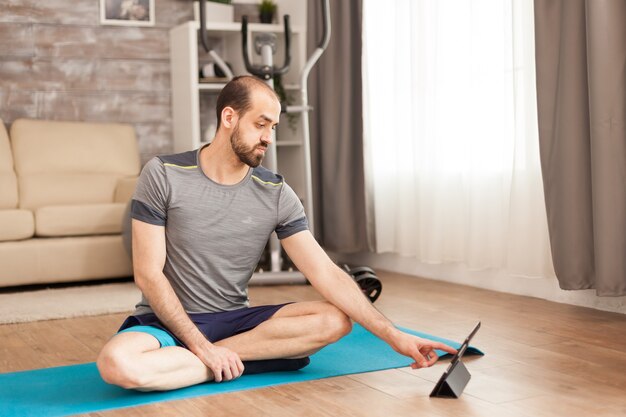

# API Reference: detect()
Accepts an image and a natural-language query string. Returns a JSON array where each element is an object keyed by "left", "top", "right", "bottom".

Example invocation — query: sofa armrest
[{"left": 114, "top": 176, "right": 138, "bottom": 203}]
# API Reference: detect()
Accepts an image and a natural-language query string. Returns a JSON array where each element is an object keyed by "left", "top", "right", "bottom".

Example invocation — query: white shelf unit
[{"left": 169, "top": 20, "right": 309, "bottom": 204}]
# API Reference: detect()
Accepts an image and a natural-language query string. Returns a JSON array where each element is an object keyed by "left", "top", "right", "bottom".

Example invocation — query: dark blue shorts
[{"left": 117, "top": 303, "right": 292, "bottom": 348}]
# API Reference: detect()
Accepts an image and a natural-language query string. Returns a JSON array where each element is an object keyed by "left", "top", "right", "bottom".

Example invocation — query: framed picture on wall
[{"left": 100, "top": 0, "right": 155, "bottom": 26}]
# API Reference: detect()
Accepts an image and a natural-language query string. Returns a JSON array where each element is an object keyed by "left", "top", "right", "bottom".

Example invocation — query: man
[{"left": 97, "top": 76, "right": 456, "bottom": 391}]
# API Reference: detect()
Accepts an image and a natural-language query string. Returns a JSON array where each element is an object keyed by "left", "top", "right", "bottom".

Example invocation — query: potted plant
[{"left": 258, "top": 0, "right": 277, "bottom": 24}]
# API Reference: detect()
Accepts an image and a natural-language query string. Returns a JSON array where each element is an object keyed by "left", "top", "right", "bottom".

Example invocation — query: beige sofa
[{"left": 0, "top": 118, "right": 140, "bottom": 287}]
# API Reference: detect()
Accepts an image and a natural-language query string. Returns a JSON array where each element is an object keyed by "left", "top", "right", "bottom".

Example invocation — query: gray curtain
[
  {"left": 534, "top": 0, "right": 626, "bottom": 296},
  {"left": 306, "top": 0, "right": 370, "bottom": 253}
]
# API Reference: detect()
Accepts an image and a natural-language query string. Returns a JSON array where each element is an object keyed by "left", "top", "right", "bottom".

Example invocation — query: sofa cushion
[
  {"left": 0, "top": 209, "right": 35, "bottom": 241},
  {"left": 35, "top": 203, "right": 126, "bottom": 237},
  {"left": 0, "top": 119, "right": 18, "bottom": 209},
  {"left": 0, "top": 235, "right": 132, "bottom": 287},
  {"left": 10, "top": 119, "right": 141, "bottom": 210},
  {"left": 20, "top": 174, "right": 120, "bottom": 209},
  {"left": 114, "top": 176, "right": 138, "bottom": 203}
]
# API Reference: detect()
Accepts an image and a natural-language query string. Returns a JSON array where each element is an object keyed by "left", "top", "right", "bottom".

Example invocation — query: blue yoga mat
[{"left": 0, "top": 324, "right": 483, "bottom": 417}]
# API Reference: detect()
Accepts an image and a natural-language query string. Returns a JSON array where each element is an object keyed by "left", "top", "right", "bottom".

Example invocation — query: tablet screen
[{"left": 446, "top": 321, "right": 481, "bottom": 368}]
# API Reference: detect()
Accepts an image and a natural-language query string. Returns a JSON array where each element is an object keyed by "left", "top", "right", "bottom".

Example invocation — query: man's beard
[{"left": 230, "top": 124, "right": 267, "bottom": 168}]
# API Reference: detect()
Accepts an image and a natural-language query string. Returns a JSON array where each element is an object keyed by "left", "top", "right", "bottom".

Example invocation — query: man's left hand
[{"left": 389, "top": 331, "right": 458, "bottom": 369}]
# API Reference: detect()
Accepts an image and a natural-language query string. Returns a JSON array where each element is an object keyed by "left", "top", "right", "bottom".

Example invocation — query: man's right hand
[
  {"left": 131, "top": 219, "right": 245, "bottom": 383},
  {"left": 191, "top": 342, "right": 245, "bottom": 382}
]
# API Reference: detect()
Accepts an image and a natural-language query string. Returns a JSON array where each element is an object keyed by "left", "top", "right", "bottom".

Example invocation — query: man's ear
[{"left": 221, "top": 107, "right": 238, "bottom": 129}]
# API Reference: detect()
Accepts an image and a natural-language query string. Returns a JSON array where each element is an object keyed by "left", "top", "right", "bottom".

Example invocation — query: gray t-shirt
[{"left": 130, "top": 145, "right": 308, "bottom": 315}]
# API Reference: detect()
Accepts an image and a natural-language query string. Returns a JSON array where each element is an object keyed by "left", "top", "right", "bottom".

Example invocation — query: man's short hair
[{"left": 215, "top": 75, "right": 279, "bottom": 130}]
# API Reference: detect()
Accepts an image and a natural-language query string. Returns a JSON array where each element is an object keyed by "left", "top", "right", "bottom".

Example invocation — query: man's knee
[
  {"left": 319, "top": 304, "right": 352, "bottom": 344},
  {"left": 97, "top": 343, "right": 147, "bottom": 390}
]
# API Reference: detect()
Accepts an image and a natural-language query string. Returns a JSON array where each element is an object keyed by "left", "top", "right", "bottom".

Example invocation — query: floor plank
[{"left": 2, "top": 270, "right": 625, "bottom": 416}]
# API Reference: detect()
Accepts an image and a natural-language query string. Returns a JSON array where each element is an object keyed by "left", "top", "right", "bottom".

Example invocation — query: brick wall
[{"left": 0, "top": 0, "right": 194, "bottom": 163}]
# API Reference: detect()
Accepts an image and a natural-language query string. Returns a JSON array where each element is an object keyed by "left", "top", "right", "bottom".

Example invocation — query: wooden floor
[{"left": 2, "top": 271, "right": 626, "bottom": 417}]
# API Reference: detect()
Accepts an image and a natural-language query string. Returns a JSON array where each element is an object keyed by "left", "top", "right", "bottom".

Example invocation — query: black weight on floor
[
  {"left": 341, "top": 264, "right": 383, "bottom": 303},
  {"left": 355, "top": 273, "right": 382, "bottom": 303}
]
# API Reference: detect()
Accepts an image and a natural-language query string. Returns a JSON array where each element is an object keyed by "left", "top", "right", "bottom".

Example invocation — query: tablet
[{"left": 429, "top": 321, "right": 481, "bottom": 397}]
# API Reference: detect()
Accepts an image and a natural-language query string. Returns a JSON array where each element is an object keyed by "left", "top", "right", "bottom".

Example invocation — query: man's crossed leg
[{"left": 97, "top": 301, "right": 351, "bottom": 391}]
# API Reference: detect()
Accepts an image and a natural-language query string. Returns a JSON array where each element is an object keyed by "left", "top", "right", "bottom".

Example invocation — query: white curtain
[{"left": 362, "top": 0, "right": 554, "bottom": 278}]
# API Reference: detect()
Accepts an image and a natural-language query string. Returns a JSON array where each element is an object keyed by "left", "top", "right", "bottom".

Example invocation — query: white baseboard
[{"left": 331, "top": 251, "right": 626, "bottom": 315}]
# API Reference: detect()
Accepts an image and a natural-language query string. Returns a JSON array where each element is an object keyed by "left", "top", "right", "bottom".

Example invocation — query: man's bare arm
[
  {"left": 281, "top": 230, "right": 457, "bottom": 368},
  {"left": 131, "top": 219, "right": 244, "bottom": 381}
]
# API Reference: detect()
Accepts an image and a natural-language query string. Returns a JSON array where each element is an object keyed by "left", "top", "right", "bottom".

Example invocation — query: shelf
[
  {"left": 198, "top": 83, "right": 226, "bottom": 91},
  {"left": 191, "top": 21, "right": 304, "bottom": 35},
  {"left": 276, "top": 140, "right": 301, "bottom": 147},
  {"left": 200, "top": 83, "right": 298, "bottom": 93},
  {"left": 195, "top": 141, "right": 299, "bottom": 147}
]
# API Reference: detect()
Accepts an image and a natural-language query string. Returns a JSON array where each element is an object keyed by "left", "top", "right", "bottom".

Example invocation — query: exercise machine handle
[
  {"left": 198, "top": 0, "right": 233, "bottom": 79},
  {"left": 198, "top": 0, "right": 210, "bottom": 53},
  {"left": 298, "top": 0, "right": 331, "bottom": 237},
  {"left": 275, "top": 14, "right": 292, "bottom": 75},
  {"left": 301, "top": 0, "right": 331, "bottom": 85},
  {"left": 318, "top": 0, "right": 330, "bottom": 50},
  {"left": 241, "top": 14, "right": 292, "bottom": 80}
]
